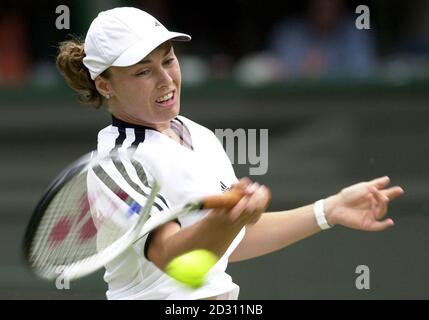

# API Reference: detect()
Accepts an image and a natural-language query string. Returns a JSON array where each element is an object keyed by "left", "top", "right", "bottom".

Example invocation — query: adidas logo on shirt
[{"left": 220, "top": 181, "right": 229, "bottom": 193}]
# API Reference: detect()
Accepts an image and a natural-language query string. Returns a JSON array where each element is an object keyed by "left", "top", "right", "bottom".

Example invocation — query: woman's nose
[{"left": 157, "top": 68, "right": 173, "bottom": 88}]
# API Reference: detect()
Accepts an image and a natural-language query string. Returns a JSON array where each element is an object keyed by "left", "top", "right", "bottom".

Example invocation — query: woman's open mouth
[{"left": 155, "top": 90, "right": 176, "bottom": 108}]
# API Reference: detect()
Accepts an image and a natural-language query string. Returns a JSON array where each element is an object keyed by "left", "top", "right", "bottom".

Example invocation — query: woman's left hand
[{"left": 324, "top": 176, "right": 405, "bottom": 231}]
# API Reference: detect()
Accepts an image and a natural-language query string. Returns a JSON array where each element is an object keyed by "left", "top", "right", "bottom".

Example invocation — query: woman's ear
[{"left": 95, "top": 75, "right": 113, "bottom": 99}]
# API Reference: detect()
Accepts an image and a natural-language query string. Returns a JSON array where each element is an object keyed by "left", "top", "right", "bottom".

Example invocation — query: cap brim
[{"left": 111, "top": 32, "right": 191, "bottom": 67}]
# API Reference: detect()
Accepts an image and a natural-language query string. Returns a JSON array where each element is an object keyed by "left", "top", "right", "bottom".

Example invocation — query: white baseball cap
[{"left": 83, "top": 7, "right": 191, "bottom": 80}]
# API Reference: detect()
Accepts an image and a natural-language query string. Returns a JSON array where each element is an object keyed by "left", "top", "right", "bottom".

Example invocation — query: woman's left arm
[{"left": 229, "top": 176, "right": 404, "bottom": 262}]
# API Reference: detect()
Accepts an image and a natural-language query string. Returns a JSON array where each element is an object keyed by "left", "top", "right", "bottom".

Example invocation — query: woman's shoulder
[{"left": 97, "top": 124, "right": 117, "bottom": 142}]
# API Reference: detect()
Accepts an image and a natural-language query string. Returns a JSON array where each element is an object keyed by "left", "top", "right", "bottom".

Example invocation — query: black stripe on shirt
[
  {"left": 111, "top": 128, "right": 169, "bottom": 211},
  {"left": 92, "top": 164, "right": 144, "bottom": 211},
  {"left": 115, "top": 128, "right": 126, "bottom": 147},
  {"left": 111, "top": 158, "right": 164, "bottom": 212},
  {"left": 131, "top": 130, "right": 145, "bottom": 147},
  {"left": 130, "top": 159, "right": 170, "bottom": 209},
  {"left": 110, "top": 115, "right": 173, "bottom": 209}
]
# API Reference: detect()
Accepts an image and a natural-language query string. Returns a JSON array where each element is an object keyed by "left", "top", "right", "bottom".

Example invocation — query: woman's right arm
[
  {"left": 147, "top": 211, "right": 243, "bottom": 270},
  {"left": 147, "top": 181, "right": 271, "bottom": 270}
]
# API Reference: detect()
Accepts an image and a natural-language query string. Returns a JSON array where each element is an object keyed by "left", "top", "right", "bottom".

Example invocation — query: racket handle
[{"left": 202, "top": 188, "right": 244, "bottom": 209}]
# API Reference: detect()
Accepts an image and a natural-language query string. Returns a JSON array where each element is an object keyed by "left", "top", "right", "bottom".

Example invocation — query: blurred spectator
[
  {"left": 0, "top": 11, "right": 30, "bottom": 86},
  {"left": 268, "top": 0, "right": 378, "bottom": 80},
  {"left": 381, "top": 0, "right": 429, "bottom": 80}
]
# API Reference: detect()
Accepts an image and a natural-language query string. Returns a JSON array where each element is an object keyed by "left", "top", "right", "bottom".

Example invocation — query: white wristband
[{"left": 314, "top": 199, "right": 332, "bottom": 230}]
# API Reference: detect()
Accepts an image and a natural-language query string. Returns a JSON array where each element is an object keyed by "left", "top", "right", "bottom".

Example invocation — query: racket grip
[{"left": 202, "top": 188, "right": 244, "bottom": 209}]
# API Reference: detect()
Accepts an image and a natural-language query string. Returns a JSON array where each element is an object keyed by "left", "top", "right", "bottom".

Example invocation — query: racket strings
[
  {"left": 32, "top": 172, "right": 93, "bottom": 274},
  {"left": 27, "top": 152, "right": 161, "bottom": 280},
  {"left": 35, "top": 178, "right": 76, "bottom": 269}
]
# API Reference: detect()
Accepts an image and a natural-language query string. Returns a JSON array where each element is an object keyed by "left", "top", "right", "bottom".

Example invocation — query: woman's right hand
[{"left": 208, "top": 178, "right": 272, "bottom": 227}]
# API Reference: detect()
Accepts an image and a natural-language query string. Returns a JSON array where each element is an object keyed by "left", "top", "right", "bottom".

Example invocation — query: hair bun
[{"left": 56, "top": 38, "right": 104, "bottom": 108}]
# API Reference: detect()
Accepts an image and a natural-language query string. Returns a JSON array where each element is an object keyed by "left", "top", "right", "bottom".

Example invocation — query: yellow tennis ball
[{"left": 165, "top": 249, "right": 219, "bottom": 288}]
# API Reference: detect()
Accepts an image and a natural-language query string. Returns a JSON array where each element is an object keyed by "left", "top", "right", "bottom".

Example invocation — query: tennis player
[{"left": 56, "top": 7, "right": 404, "bottom": 300}]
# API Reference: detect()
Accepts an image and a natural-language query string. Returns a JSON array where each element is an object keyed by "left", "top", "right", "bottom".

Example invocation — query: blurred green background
[{"left": 0, "top": 0, "right": 428, "bottom": 299}]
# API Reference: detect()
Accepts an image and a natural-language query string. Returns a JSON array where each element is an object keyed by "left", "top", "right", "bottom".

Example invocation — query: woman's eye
[
  {"left": 136, "top": 70, "right": 150, "bottom": 76},
  {"left": 164, "top": 58, "right": 175, "bottom": 65}
]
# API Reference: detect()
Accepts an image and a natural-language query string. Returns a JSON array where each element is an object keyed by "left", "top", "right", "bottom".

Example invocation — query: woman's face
[{"left": 106, "top": 42, "right": 182, "bottom": 130}]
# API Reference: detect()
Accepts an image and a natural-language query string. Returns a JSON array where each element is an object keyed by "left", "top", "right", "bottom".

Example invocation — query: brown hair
[{"left": 56, "top": 37, "right": 108, "bottom": 108}]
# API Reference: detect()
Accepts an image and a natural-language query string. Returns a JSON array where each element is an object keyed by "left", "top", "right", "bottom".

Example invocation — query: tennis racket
[{"left": 23, "top": 148, "right": 243, "bottom": 282}]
